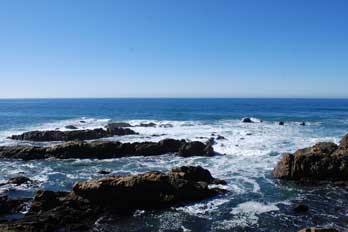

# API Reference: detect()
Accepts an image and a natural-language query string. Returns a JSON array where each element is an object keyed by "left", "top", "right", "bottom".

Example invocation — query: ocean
[{"left": 1, "top": 98, "right": 348, "bottom": 231}]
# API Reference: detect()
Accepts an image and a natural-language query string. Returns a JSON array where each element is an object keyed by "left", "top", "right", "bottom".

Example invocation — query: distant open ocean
[{"left": 1, "top": 98, "right": 348, "bottom": 231}]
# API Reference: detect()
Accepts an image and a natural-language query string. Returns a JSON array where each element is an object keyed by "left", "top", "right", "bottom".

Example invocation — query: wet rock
[
  {"left": 246, "top": 133, "right": 252, "bottom": 136},
  {"left": 300, "top": 122, "right": 306, "bottom": 126},
  {"left": 9, "top": 127, "right": 137, "bottom": 142},
  {"left": 298, "top": 229, "right": 339, "bottom": 232},
  {"left": 159, "top": 123, "right": 173, "bottom": 128},
  {"left": 98, "top": 170, "right": 111, "bottom": 175},
  {"left": 177, "top": 141, "right": 214, "bottom": 157},
  {"left": 293, "top": 204, "right": 309, "bottom": 213},
  {"left": 0, "top": 196, "right": 29, "bottom": 215},
  {"left": 0, "top": 139, "right": 214, "bottom": 160},
  {"left": 0, "top": 167, "right": 226, "bottom": 231},
  {"left": 216, "top": 135, "right": 226, "bottom": 140},
  {"left": 273, "top": 135, "right": 348, "bottom": 181},
  {"left": 7, "top": 176, "right": 32, "bottom": 186},
  {"left": 106, "top": 122, "right": 133, "bottom": 129},
  {"left": 137, "top": 122, "right": 156, "bottom": 127},
  {"left": 80, "top": 120, "right": 86, "bottom": 123},
  {"left": 65, "top": 125, "right": 78, "bottom": 130},
  {"left": 339, "top": 134, "right": 348, "bottom": 149},
  {"left": 241, "top": 118, "right": 254, "bottom": 123},
  {"left": 279, "top": 121, "right": 285, "bottom": 126}
]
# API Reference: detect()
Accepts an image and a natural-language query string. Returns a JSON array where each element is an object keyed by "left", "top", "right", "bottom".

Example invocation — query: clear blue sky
[{"left": 0, "top": 0, "right": 347, "bottom": 98}]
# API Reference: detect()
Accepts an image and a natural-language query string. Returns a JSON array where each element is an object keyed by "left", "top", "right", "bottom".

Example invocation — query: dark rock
[
  {"left": 293, "top": 204, "right": 309, "bottom": 213},
  {"left": 279, "top": 121, "right": 285, "bottom": 126},
  {"left": 9, "top": 127, "right": 137, "bottom": 142},
  {"left": 246, "top": 133, "right": 252, "bottom": 136},
  {"left": 7, "top": 176, "right": 32, "bottom": 186},
  {"left": 106, "top": 122, "right": 133, "bottom": 129},
  {"left": 273, "top": 135, "right": 348, "bottom": 181},
  {"left": 137, "top": 122, "right": 157, "bottom": 127},
  {"left": 65, "top": 125, "right": 78, "bottom": 130},
  {"left": 0, "top": 196, "right": 29, "bottom": 215},
  {"left": 98, "top": 170, "right": 111, "bottom": 175},
  {"left": 300, "top": 122, "right": 306, "bottom": 126},
  {"left": 298, "top": 229, "right": 339, "bottom": 232},
  {"left": 177, "top": 141, "right": 214, "bottom": 157},
  {"left": 0, "top": 139, "right": 214, "bottom": 160},
  {"left": 241, "top": 118, "right": 254, "bottom": 123},
  {"left": 159, "top": 123, "right": 173, "bottom": 128},
  {"left": 80, "top": 120, "right": 86, "bottom": 123},
  {"left": 339, "top": 134, "right": 348, "bottom": 149},
  {"left": 0, "top": 167, "right": 226, "bottom": 231},
  {"left": 216, "top": 135, "right": 226, "bottom": 140}
]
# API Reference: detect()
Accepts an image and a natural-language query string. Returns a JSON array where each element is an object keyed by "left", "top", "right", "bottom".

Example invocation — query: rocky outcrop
[
  {"left": 106, "top": 122, "right": 133, "bottom": 129},
  {"left": 273, "top": 134, "right": 348, "bottom": 181},
  {"left": 9, "top": 127, "right": 137, "bottom": 142},
  {"left": 0, "top": 139, "right": 215, "bottom": 160},
  {"left": 0, "top": 166, "right": 226, "bottom": 231}
]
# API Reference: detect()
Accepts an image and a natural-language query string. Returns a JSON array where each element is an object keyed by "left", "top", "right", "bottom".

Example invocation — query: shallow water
[{"left": 1, "top": 98, "right": 348, "bottom": 231}]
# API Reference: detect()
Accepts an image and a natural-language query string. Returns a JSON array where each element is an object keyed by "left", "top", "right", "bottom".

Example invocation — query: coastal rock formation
[
  {"left": 0, "top": 139, "right": 215, "bottom": 160},
  {"left": 106, "top": 122, "right": 133, "bottom": 129},
  {"left": 9, "top": 127, "right": 137, "bottom": 142},
  {"left": 0, "top": 196, "right": 29, "bottom": 215},
  {"left": 0, "top": 166, "right": 226, "bottom": 231},
  {"left": 298, "top": 229, "right": 339, "bottom": 232},
  {"left": 273, "top": 134, "right": 348, "bottom": 181}
]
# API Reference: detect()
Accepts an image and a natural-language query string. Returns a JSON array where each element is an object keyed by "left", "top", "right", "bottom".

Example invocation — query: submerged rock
[
  {"left": 106, "top": 122, "right": 133, "bottom": 129},
  {"left": 279, "top": 121, "right": 285, "bottom": 126},
  {"left": 273, "top": 134, "right": 348, "bottom": 181},
  {"left": 137, "top": 122, "right": 157, "bottom": 127},
  {"left": 9, "top": 127, "right": 137, "bottom": 142},
  {"left": 0, "top": 166, "right": 226, "bottom": 231},
  {"left": 7, "top": 176, "right": 32, "bottom": 186},
  {"left": 0, "top": 139, "right": 215, "bottom": 160}
]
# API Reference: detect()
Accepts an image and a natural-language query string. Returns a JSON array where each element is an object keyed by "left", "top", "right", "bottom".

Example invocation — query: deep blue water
[{"left": 0, "top": 98, "right": 348, "bottom": 231}]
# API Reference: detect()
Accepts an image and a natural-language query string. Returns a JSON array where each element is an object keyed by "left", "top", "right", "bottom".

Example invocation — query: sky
[{"left": 0, "top": 0, "right": 347, "bottom": 98}]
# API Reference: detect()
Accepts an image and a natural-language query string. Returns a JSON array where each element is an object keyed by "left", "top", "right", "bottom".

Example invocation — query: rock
[
  {"left": 293, "top": 204, "right": 309, "bottom": 213},
  {"left": 7, "top": 176, "right": 32, "bottom": 185},
  {"left": 98, "top": 170, "right": 111, "bottom": 175},
  {"left": 300, "top": 122, "right": 306, "bottom": 126},
  {"left": 0, "top": 167, "right": 226, "bottom": 231},
  {"left": 80, "top": 120, "right": 86, "bottom": 123},
  {"left": 339, "top": 134, "right": 348, "bottom": 149},
  {"left": 177, "top": 141, "right": 214, "bottom": 157},
  {"left": 279, "top": 121, "right": 285, "bottom": 126},
  {"left": 73, "top": 166, "right": 226, "bottom": 211},
  {"left": 137, "top": 122, "right": 156, "bottom": 127},
  {"left": 246, "top": 133, "right": 252, "bottom": 136},
  {"left": 0, "top": 196, "right": 29, "bottom": 215},
  {"left": 216, "top": 135, "right": 226, "bottom": 140},
  {"left": 241, "top": 118, "right": 254, "bottom": 123},
  {"left": 106, "top": 122, "right": 132, "bottom": 129},
  {"left": 159, "top": 123, "right": 173, "bottom": 128},
  {"left": 298, "top": 229, "right": 339, "bottom": 232},
  {"left": 9, "top": 127, "right": 137, "bottom": 142},
  {"left": 65, "top": 125, "right": 78, "bottom": 130},
  {"left": 273, "top": 135, "right": 348, "bottom": 181},
  {"left": 0, "top": 139, "right": 215, "bottom": 160}
]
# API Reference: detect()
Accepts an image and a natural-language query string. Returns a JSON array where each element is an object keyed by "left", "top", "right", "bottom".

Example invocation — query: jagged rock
[
  {"left": 339, "top": 134, "right": 348, "bottom": 149},
  {"left": 273, "top": 135, "right": 348, "bottom": 181},
  {"left": 65, "top": 125, "right": 78, "bottom": 130},
  {"left": 9, "top": 127, "right": 137, "bottom": 142},
  {"left": 177, "top": 141, "right": 214, "bottom": 157},
  {"left": 0, "top": 139, "right": 215, "bottom": 160},
  {"left": 241, "top": 118, "right": 254, "bottom": 123},
  {"left": 0, "top": 167, "right": 226, "bottom": 231}
]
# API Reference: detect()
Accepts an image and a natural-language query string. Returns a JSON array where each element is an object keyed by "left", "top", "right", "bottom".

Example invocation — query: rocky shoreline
[{"left": 0, "top": 166, "right": 226, "bottom": 232}]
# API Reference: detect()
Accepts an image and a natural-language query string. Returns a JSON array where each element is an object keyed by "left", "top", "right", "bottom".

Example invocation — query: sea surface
[{"left": 1, "top": 98, "right": 348, "bottom": 231}]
